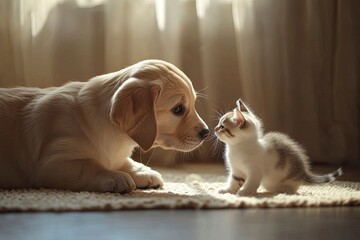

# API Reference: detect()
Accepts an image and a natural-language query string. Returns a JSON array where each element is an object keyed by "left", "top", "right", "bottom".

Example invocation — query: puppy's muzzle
[{"left": 197, "top": 128, "right": 210, "bottom": 140}]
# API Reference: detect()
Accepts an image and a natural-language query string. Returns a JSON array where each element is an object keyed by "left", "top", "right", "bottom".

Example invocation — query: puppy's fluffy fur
[{"left": 0, "top": 60, "right": 208, "bottom": 193}]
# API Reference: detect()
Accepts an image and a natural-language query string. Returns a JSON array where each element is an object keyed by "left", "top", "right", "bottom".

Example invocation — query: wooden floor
[
  {"left": 0, "top": 164, "right": 359, "bottom": 240},
  {"left": 0, "top": 208, "right": 360, "bottom": 240}
]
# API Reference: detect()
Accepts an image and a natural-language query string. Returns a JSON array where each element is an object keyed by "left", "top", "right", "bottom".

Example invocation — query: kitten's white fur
[{"left": 215, "top": 99, "right": 342, "bottom": 196}]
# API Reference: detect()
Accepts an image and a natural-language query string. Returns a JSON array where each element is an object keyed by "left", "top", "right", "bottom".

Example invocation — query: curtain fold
[{"left": 0, "top": 0, "right": 358, "bottom": 165}]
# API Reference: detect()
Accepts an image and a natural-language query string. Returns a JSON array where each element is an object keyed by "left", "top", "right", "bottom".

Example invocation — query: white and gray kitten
[{"left": 214, "top": 99, "right": 343, "bottom": 195}]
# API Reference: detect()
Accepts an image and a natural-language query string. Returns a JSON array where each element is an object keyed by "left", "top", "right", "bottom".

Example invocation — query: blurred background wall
[{"left": 0, "top": 0, "right": 359, "bottom": 166}]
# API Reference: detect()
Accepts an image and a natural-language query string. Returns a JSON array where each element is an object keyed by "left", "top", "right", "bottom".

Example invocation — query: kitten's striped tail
[{"left": 304, "top": 167, "right": 343, "bottom": 184}]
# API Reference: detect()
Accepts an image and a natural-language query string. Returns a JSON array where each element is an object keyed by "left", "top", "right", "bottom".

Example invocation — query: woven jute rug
[{"left": 1, "top": 165, "right": 359, "bottom": 212}]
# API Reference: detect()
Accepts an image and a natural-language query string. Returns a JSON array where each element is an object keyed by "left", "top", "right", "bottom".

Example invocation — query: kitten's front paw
[
  {"left": 218, "top": 187, "right": 237, "bottom": 194},
  {"left": 131, "top": 169, "right": 164, "bottom": 189}
]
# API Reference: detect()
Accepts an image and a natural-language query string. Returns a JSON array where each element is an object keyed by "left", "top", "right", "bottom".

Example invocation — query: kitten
[{"left": 214, "top": 99, "right": 343, "bottom": 195}]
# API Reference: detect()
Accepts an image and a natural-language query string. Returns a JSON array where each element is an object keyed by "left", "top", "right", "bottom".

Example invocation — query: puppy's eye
[{"left": 171, "top": 104, "right": 185, "bottom": 116}]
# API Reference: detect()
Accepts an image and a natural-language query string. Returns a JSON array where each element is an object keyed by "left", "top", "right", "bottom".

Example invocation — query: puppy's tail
[{"left": 304, "top": 167, "right": 343, "bottom": 184}]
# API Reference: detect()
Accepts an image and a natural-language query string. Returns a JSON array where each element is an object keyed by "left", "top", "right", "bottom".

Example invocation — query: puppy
[{"left": 0, "top": 59, "right": 209, "bottom": 193}]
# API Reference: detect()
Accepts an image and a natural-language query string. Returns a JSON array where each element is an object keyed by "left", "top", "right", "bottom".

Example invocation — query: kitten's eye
[
  {"left": 215, "top": 124, "right": 225, "bottom": 132},
  {"left": 171, "top": 104, "right": 185, "bottom": 116}
]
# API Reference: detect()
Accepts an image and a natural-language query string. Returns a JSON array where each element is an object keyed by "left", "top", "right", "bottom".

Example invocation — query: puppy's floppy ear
[{"left": 110, "top": 78, "right": 161, "bottom": 151}]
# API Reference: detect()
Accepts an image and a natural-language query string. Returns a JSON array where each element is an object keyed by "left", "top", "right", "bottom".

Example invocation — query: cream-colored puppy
[{"left": 0, "top": 59, "right": 209, "bottom": 193}]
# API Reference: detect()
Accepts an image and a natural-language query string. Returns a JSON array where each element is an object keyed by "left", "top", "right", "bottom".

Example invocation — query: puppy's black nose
[{"left": 198, "top": 128, "right": 210, "bottom": 140}]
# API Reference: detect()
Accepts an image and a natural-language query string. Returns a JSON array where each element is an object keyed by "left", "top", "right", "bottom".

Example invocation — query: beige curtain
[{"left": 0, "top": 0, "right": 358, "bottom": 166}]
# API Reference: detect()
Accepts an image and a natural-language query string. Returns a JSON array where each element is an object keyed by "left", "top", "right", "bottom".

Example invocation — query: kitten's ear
[
  {"left": 236, "top": 99, "right": 249, "bottom": 112},
  {"left": 233, "top": 109, "right": 245, "bottom": 128}
]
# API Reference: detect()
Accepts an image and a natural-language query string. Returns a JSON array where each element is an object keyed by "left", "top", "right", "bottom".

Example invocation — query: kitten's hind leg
[{"left": 219, "top": 175, "right": 243, "bottom": 194}]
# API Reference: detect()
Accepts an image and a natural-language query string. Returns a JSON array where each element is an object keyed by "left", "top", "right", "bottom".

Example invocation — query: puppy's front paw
[
  {"left": 131, "top": 169, "right": 164, "bottom": 189},
  {"left": 97, "top": 171, "right": 136, "bottom": 194}
]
